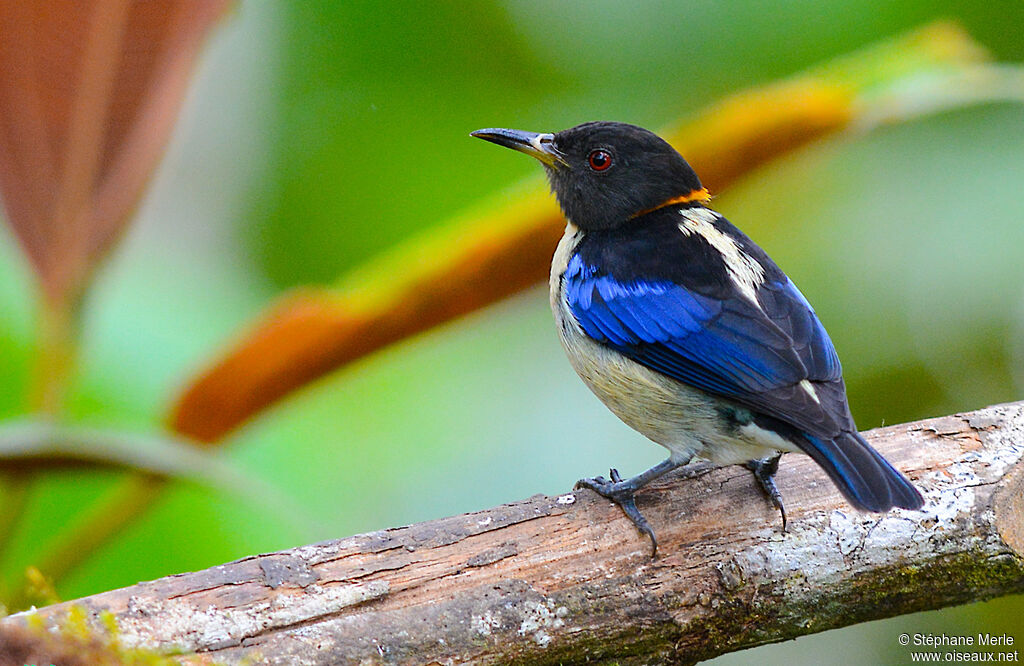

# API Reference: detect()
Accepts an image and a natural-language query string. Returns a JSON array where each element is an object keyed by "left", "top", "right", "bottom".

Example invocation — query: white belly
[{"left": 548, "top": 225, "right": 801, "bottom": 465}]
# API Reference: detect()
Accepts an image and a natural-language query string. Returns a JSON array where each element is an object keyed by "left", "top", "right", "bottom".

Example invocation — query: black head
[{"left": 472, "top": 121, "right": 705, "bottom": 231}]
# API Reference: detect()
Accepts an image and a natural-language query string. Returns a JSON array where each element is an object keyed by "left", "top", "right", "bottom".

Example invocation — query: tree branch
[{"left": 6, "top": 402, "right": 1024, "bottom": 665}]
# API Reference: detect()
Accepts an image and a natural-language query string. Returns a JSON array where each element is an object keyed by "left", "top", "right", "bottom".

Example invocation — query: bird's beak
[{"left": 470, "top": 128, "right": 567, "bottom": 168}]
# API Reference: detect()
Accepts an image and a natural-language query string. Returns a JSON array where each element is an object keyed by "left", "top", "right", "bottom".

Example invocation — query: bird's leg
[
  {"left": 745, "top": 453, "right": 787, "bottom": 531},
  {"left": 575, "top": 456, "right": 689, "bottom": 557}
]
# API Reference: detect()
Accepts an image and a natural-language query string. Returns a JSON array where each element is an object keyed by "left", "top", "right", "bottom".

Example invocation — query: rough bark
[{"left": 6, "top": 402, "right": 1024, "bottom": 665}]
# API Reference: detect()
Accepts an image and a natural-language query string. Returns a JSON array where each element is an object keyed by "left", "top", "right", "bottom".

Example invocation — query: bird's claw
[
  {"left": 745, "top": 454, "right": 787, "bottom": 531},
  {"left": 575, "top": 474, "right": 659, "bottom": 558},
  {"left": 574, "top": 476, "right": 608, "bottom": 489}
]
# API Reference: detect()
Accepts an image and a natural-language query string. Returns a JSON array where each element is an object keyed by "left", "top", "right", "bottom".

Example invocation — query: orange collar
[{"left": 632, "top": 188, "right": 711, "bottom": 218}]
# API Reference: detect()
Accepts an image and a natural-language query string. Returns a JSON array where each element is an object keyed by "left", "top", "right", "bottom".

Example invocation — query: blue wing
[{"left": 564, "top": 253, "right": 850, "bottom": 438}]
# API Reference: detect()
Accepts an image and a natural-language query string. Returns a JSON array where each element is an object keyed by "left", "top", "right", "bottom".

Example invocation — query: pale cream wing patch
[{"left": 678, "top": 207, "right": 766, "bottom": 305}]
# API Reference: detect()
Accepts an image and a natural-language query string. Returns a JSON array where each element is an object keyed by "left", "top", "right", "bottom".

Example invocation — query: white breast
[{"left": 548, "top": 223, "right": 800, "bottom": 465}]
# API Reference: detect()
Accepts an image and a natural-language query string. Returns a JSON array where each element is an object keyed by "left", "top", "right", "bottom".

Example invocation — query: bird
[{"left": 471, "top": 121, "right": 924, "bottom": 555}]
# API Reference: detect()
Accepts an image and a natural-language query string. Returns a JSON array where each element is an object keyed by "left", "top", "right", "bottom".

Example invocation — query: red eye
[{"left": 588, "top": 149, "right": 612, "bottom": 171}]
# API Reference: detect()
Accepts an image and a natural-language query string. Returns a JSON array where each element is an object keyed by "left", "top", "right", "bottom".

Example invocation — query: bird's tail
[{"left": 801, "top": 430, "right": 923, "bottom": 512}]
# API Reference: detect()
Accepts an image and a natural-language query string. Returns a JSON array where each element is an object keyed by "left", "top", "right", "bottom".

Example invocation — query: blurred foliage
[
  {"left": 0, "top": 1, "right": 1022, "bottom": 664},
  {"left": 170, "top": 21, "right": 1015, "bottom": 446},
  {"left": 258, "top": 0, "right": 1024, "bottom": 285}
]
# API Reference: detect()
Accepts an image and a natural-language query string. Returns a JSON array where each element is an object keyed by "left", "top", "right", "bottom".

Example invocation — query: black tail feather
[{"left": 800, "top": 430, "right": 923, "bottom": 512}]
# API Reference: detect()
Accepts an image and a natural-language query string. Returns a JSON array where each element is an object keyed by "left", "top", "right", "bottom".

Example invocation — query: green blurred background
[{"left": 1, "top": 1, "right": 1023, "bottom": 663}]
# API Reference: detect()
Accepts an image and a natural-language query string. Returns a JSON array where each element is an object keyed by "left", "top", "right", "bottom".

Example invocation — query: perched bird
[{"left": 472, "top": 121, "right": 923, "bottom": 554}]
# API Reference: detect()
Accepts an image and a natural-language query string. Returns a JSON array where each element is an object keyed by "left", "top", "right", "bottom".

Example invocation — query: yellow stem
[
  {"left": 28, "top": 296, "right": 81, "bottom": 418},
  {"left": 1, "top": 295, "right": 82, "bottom": 595},
  {"left": 27, "top": 474, "right": 165, "bottom": 601},
  {"left": 0, "top": 469, "right": 31, "bottom": 569}
]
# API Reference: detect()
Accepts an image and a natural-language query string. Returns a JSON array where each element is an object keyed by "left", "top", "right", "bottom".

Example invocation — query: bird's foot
[
  {"left": 576, "top": 468, "right": 659, "bottom": 557},
  {"left": 745, "top": 454, "right": 787, "bottom": 531},
  {"left": 674, "top": 460, "right": 715, "bottom": 481}
]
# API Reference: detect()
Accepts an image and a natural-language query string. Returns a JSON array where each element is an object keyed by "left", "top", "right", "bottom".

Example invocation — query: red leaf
[{"left": 0, "top": 0, "right": 231, "bottom": 304}]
